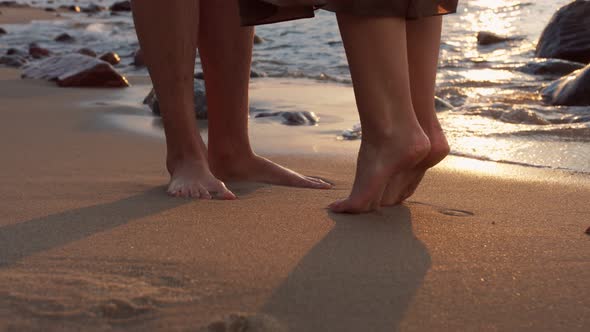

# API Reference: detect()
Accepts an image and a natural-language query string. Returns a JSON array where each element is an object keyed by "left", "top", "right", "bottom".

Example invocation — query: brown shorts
[{"left": 239, "top": 0, "right": 459, "bottom": 26}]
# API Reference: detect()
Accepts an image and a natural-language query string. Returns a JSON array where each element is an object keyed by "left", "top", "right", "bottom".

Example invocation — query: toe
[
  {"left": 305, "top": 176, "right": 333, "bottom": 189},
  {"left": 212, "top": 181, "right": 237, "bottom": 200},
  {"left": 198, "top": 186, "right": 212, "bottom": 200}
]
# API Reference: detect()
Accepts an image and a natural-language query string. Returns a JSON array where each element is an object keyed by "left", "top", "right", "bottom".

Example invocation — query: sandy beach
[
  {"left": 1, "top": 3, "right": 590, "bottom": 331},
  {"left": 0, "top": 64, "right": 589, "bottom": 331}
]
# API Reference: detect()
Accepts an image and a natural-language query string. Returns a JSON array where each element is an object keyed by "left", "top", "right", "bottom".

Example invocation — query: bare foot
[
  {"left": 329, "top": 131, "right": 431, "bottom": 214},
  {"left": 209, "top": 153, "right": 332, "bottom": 189},
  {"left": 381, "top": 125, "right": 450, "bottom": 206},
  {"left": 167, "top": 158, "right": 236, "bottom": 200}
]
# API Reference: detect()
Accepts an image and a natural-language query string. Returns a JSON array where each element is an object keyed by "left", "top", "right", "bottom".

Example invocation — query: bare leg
[
  {"left": 329, "top": 14, "right": 431, "bottom": 214},
  {"left": 199, "top": 0, "right": 331, "bottom": 189},
  {"left": 131, "top": 0, "right": 235, "bottom": 199},
  {"left": 381, "top": 16, "right": 450, "bottom": 206}
]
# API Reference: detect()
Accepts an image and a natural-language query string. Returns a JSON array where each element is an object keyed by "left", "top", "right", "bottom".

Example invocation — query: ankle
[{"left": 166, "top": 148, "right": 208, "bottom": 175}]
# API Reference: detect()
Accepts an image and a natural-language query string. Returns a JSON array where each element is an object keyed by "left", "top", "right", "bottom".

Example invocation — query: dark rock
[
  {"left": 0, "top": 27, "right": 6, "bottom": 35},
  {"left": 6, "top": 48, "right": 26, "bottom": 57},
  {"left": 341, "top": 123, "right": 362, "bottom": 140},
  {"left": 0, "top": 55, "right": 26, "bottom": 67},
  {"left": 99, "top": 52, "right": 121, "bottom": 65},
  {"left": 60, "top": 5, "right": 81, "bottom": 13},
  {"left": 54, "top": 33, "right": 75, "bottom": 43},
  {"left": 518, "top": 58, "right": 585, "bottom": 77},
  {"left": 536, "top": 0, "right": 590, "bottom": 64},
  {"left": 255, "top": 111, "right": 319, "bottom": 126},
  {"left": 586, "top": 226, "right": 590, "bottom": 235},
  {"left": 132, "top": 49, "right": 145, "bottom": 67},
  {"left": 29, "top": 45, "right": 51, "bottom": 59},
  {"left": 110, "top": 1, "right": 131, "bottom": 12},
  {"left": 542, "top": 64, "right": 590, "bottom": 106},
  {"left": 82, "top": 4, "right": 106, "bottom": 13},
  {"left": 253, "top": 34, "right": 264, "bottom": 44},
  {"left": 0, "top": 1, "right": 29, "bottom": 8},
  {"left": 78, "top": 48, "right": 97, "bottom": 57},
  {"left": 44, "top": 7, "right": 56, "bottom": 12},
  {"left": 22, "top": 54, "right": 129, "bottom": 88},
  {"left": 477, "top": 31, "right": 513, "bottom": 45},
  {"left": 144, "top": 79, "right": 208, "bottom": 119}
]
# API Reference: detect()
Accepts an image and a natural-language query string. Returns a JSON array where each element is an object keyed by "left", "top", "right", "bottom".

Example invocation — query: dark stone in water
[
  {"left": 253, "top": 34, "right": 264, "bottom": 44},
  {"left": 54, "top": 33, "right": 75, "bottom": 43},
  {"left": 29, "top": 44, "right": 51, "bottom": 59},
  {"left": 132, "top": 49, "right": 145, "bottom": 67},
  {"left": 536, "top": 0, "right": 590, "bottom": 64},
  {"left": 99, "top": 52, "right": 121, "bottom": 65},
  {"left": 144, "top": 79, "right": 208, "bottom": 119},
  {"left": 477, "top": 31, "right": 514, "bottom": 46},
  {"left": 110, "top": 1, "right": 131, "bottom": 12},
  {"left": 0, "top": 1, "right": 29, "bottom": 8},
  {"left": 518, "top": 58, "right": 585, "bottom": 77},
  {"left": 0, "top": 27, "right": 6, "bottom": 35},
  {"left": 82, "top": 4, "right": 106, "bottom": 14},
  {"left": 60, "top": 5, "right": 81, "bottom": 13},
  {"left": 22, "top": 54, "right": 129, "bottom": 88},
  {"left": 6, "top": 48, "right": 26, "bottom": 57},
  {"left": 44, "top": 7, "right": 56, "bottom": 12},
  {"left": 255, "top": 111, "right": 319, "bottom": 126},
  {"left": 542, "top": 64, "right": 590, "bottom": 106},
  {"left": 78, "top": 48, "right": 97, "bottom": 57},
  {"left": 0, "top": 55, "right": 26, "bottom": 68}
]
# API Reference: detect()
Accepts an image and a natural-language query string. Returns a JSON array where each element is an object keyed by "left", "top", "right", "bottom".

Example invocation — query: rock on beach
[
  {"left": 22, "top": 54, "right": 129, "bottom": 88},
  {"left": 144, "top": 79, "right": 208, "bottom": 119},
  {"left": 536, "top": 0, "right": 590, "bottom": 64},
  {"left": 541, "top": 64, "right": 590, "bottom": 106}
]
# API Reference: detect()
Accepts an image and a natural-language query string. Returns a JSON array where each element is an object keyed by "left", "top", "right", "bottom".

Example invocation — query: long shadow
[
  {"left": 262, "top": 206, "right": 431, "bottom": 332},
  {"left": 0, "top": 187, "right": 187, "bottom": 267}
]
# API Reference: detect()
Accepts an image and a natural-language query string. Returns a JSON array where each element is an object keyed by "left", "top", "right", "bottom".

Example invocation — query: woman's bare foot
[
  {"left": 329, "top": 130, "right": 431, "bottom": 214},
  {"left": 167, "top": 157, "right": 236, "bottom": 200},
  {"left": 209, "top": 152, "right": 332, "bottom": 189},
  {"left": 380, "top": 124, "right": 450, "bottom": 206}
]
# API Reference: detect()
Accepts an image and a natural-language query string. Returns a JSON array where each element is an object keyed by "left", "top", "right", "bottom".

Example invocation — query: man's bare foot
[
  {"left": 167, "top": 158, "right": 236, "bottom": 200},
  {"left": 209, "top": 153, "right": 332, "bottom": 189},
  {"left": 329, "top": 130, "right": 431, "bottom": 214},
  {"left": 380, "top": 125, "right": 450, "bottom": 206}
]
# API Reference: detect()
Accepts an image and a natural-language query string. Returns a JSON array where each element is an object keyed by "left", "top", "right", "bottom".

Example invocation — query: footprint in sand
[{"left": 204, "top": 313, "right": 287, "bottom": 332}]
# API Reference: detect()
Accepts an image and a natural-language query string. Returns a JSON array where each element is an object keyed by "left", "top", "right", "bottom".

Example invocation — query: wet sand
[
  {"left": 0, "top": 5, "right": 62, "bottom": 24},
  {"left": 0, "top": 66, "right": 589, "bottom": 331}
]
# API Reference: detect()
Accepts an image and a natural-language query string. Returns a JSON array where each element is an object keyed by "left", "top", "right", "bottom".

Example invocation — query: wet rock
[
  {"left": 0, "top": 1, "right": 29, "bottom": 8},
  {"left": 435, "top": 97, "right": 454, "bottom": 111},
  {"left": 6, "top": 48, "right": 26, "bottom": 57},
  {"left": 542, "top": 64, "right": 590, "bottom": 106},
  {"left": 44, "top": 7, "right": 56, "bottom": 12},
  {"left": 132, "top": 49, "right": 145, "bottom": 67},
  {"left": 341, "top": 123, "right": 362, "bottom": 140},
  {"left": 59, "top": 5, "right": 81, "bottom": 13},
  {"left": 477, "top": 31, "right": 514, "bottom": 46},
  {"left": 518, "top": 58, "right": 585, "bottom": 77},
  {"left": 29, "top": 44, "right": 51, "bottom": 59},
  {"left": 253, "top": 34, "right": 264, "bottom": 44},
  {"left": 110, "top": 1, "right": 131, "bottom": 12},
  {"left": 99, "top": 52, "right": 121, "bottom": 65},
  {"left": 0, "top": 55, "right": 26, "bottom": 68},
  {"left": 82, "top": 4, "right": 106, "bottom": 14},
  {"left": 0, "top": 27, "right": 6, "bottom": 35},
  {"left": 586, "top": 226, "right": 590, "bottom": 235},
  {"left": 144, "top": 79, "right": 208, "bottom": 119},
  {"left": 54, "top": 33, "right": 75, "bottom": 43},
  {"left": 22, "top": 54, "right": 129, "bottom": 88},
  {"left": 535, "top": 0, "right": 590, "bottom": 64},
  {"left": 255, "top": 111, "right": 319, "bottom": 126},
  {"left": 78, "top": 48, "right": 97, "bottom": 57}
]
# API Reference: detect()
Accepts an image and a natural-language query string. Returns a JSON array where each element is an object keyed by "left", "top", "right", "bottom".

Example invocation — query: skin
[
  {"left": 329, "top": 14, "right": 432, "bottom": 213},
  {"left": 380, "top": 16, "right": 451, "bottom": 206},
  {"left": 131, "top": 0, "right": 331, "bottom": 200},
  {"left": 329, "top": 14, "right": 451, "bottom": 213}
]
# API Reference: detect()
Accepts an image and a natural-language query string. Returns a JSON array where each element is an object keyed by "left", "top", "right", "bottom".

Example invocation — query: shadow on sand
[
  {"left": 262, "top": 206, "right": 431, "bottom": 332},
  {"left": 0, "top": 187, "right": 187, "bottom": 267}
]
